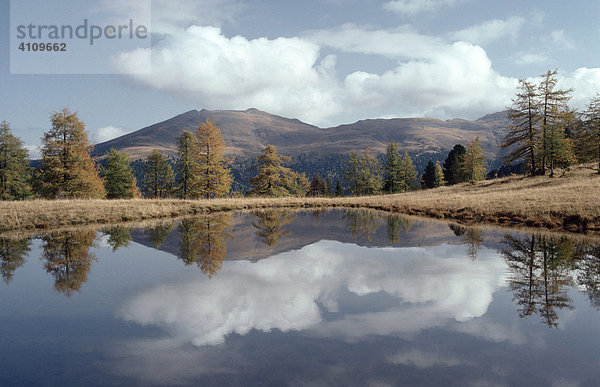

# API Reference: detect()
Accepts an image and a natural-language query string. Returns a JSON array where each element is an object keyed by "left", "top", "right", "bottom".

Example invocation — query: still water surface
[{"left": 1, "top": 209, "right": 600, "bottom": 386}]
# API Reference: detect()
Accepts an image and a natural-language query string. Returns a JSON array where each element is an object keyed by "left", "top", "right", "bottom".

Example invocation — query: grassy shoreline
[{"left": 1, "top": 164, "right": 599, "bottom": 235}]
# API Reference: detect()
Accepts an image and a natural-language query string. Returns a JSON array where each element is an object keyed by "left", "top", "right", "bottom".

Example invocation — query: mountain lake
[{"left": 1, "top": 209, "right": 599, "bottom": 386}]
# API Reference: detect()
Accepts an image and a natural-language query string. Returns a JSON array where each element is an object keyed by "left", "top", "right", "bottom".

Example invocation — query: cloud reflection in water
[{"left": 118, "top": 240, "right": 507, "bottom": 346}]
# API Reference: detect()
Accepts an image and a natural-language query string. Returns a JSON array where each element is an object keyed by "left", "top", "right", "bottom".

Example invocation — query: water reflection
[
  {"left": 343, "top": 209, "right": 380, "bottom": 241},
  {"left": 102, "top": 226, "right": 133, "bottom": 251},
  {"left": 3, "top": 209, "right": 600, "bottom": 385},
  {"left": 577, "top": 243, "right": 600, "bottom": 309},
  {"left": 118, "top": 240, "right": 507, "bottom": 346},
  {"left": 145, "top": 220, "right": 175, "bottom": 249},
  {"left": 252, "top": 210, "right": 295, "bottom": 246},
  {"left": 449, "top": 224, "right": 484, "bottom": 261},
  {"left": 178, "top": 214, "right": 232, "bottom": 278},
  {"left": 386, "top": 214, "right": 414, "bottom": 242},
  {"left": 0, "top": 237, "right": 31, "bottom": 284},
  {"left": 40, "top": 230, "right": 97, "bottom": 296},
  {"left": 2, "top": 209, "right": 600, "bottom": 329}
]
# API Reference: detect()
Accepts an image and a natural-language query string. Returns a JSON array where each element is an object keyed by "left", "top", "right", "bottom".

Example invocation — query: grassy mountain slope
[{"left": 92, "top": 108, "right": 508, "bottom": 160}]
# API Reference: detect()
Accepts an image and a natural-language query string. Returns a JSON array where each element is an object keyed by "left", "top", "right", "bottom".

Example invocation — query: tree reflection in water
[
  {"left": 40, "top": 230, "right": 97, "bottom": 297},
  {"left": 343, "top": 209, "right": 382, "bottom": 241},
  {"left": 252, "top": 210, "right": 296, "bottom": 247},
  {"left": 386, "top": 214, "right": 414, "bottom": 243},
  {"left": 102, "top": 226, "right": 133, "bottom": 251},
  {"left": 501, "top": 233, "right": 582, "bottom": 327},
  {"left": 0, "top": 237, "right": 31, "bottom": 284},
  {"left": 6, "top": 209, "right": 600, "bottom": 321},
  {"left": 145, "top": 221, "right": 175, "bottom": 249},
  {"left": 449, "top": 224, "right": 483, "bottom": 261},
  {"left": 177, "top": 214, "right": 233, "bottom": 278},
  {"left": 576, "top": 243, "right": 600, "bottom": 309}
]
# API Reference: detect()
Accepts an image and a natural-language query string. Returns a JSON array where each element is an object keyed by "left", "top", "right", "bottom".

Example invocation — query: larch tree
[
  {"left": 501, "top": 80, "right": 541, "bottom": 176},
  {"left": 37, "top": 108, "right": 105, "bottom": 199},
  {"left": 142, "top": 149, "right": 174, "bottom": 198},
  {"left": 443, "top": 144, "right": 467, "bottom": 185},
  {"left": 176, "top": 130, "right": 201, "bottom": 199},
  {"left": 397, "top": 152, "right": 417, "bottom": 192},
  {"left": 344, "top": 148, "right": 382, "bottom": 196},
  {"left": 344, "top": 151, "right": 360, "bottom": 195},
  {"left": 543, "top": 108, "right": 576, "bottom": 177},
  {"left": 0, "top": 120, "right": 32, "bottom": 200},
  {"left": 538, "top": 69, "right": 573, "bottom": 175},
  {"left": 195, "top": 120, "right": 232, "bottom": 198},
  {"left": 282, "top": 170, "right": 309, "bottom": 197},
  {"left": 249, "top": 145, "right": 296, "bottom": 197},
  {"left": 434, "top": 161, "right": 446, "bottom": 187},
  {"left": 383, "top": 142, "right": 402, "bottom": 193},
  {"left": 101, "top": 148, "right": 137, "bottom": 199},
  {"left": 581, "top": 94, "right": 600, "bottom": 173},
  {"left": 460, "top": 137, "right": 486, "bottom": 182}
]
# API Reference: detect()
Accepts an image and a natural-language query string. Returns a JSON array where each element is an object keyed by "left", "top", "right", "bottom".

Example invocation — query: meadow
[{"left": 2, "top": 164, "right": 599, "bottom": 235}]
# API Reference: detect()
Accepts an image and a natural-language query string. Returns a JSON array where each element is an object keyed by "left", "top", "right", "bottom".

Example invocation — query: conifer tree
[
  {"left": 421, "top": 160, "right": 440, "bottom": 189},
  {"left": 581, "top": 94, "right": 600, "bottom": 173},
  {"left": 37, "top": 108, "right": 105, "bottom": 198},
  {"left": 383, "top": 142, "right": 402, "bottom": 193},
  {"left": 434, "top": 161, "right": 445, "bottom": 187},
  {"left": 443, "top": 144, "right": 467, "bottom": 185},
  {"left": 544, "top": 122, "right": 575, "bottom": 177},
  {"left": 460, "top": 137, "right": 486, "bottom": 182},
  {"left": 101, "top": 148, "right": 137, "bottom": 199},
  {"left": 0, "top": 120, "right": 32, "bottom": 200},
  {"left": 335, "top": 180, "right": 342, "bottom": 196},
  {"left": 344, "top": 151, "right": 361, "bottom": 195},
  {"left": 195, "top": 119, "right": 232, "bottom": 198},
  {"left": 308, "top": 173, "right": 328, "bottom": 196},
  {"left": 283, "top": 170, "right": 309, "bottom": 196},
  {"left": 176, "top": 130, "right": 201, "bottom": 199},
  {"left": 538, "top": 69, "right": 573, "bottom": 174},
  {"left": 344, "top": 148, "right": 382, "bottom": 196},
  {"left": 501, "top": 80, "right": 541, "bottom": 176},
  {"left": 397, "top": 152, "right": 417, "bottom": 192},
  {"left": 142, "top": 149, "right": 174, "bottom": 198},
  {"left": 249, "top": 145, "right": 297, "bottom": 197}
]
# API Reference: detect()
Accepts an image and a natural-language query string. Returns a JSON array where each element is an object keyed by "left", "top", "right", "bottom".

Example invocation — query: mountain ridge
[{"left": 92, "top": 108, "right": 509, "bottom": 160}]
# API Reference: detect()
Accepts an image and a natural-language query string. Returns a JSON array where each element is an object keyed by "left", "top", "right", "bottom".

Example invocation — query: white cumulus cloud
[
  {"left": 450, "top": 16, "right": 526, "bottom": 45},
  {"left": 25, "top": 144, "right": 41, "bottom": 159},
  {"left": 384, "top": 0, "right": 470, "bottom": 15},
  {"left": 113, "top": 23, "right": 600, "bottom": 125},
  {"left": 113, "top": 26, "right": 342, "bottom": 125},
  {"left": 114, "top": 25, "right": 519, "bottom": 124},
  {"left": 92, "top": 125, "right": 129, "bottom": 143}
]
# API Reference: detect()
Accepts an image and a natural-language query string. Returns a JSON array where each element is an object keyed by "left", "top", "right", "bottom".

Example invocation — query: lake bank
[{"left": 1, "top": 164, "right": 599, "bottom": 234}]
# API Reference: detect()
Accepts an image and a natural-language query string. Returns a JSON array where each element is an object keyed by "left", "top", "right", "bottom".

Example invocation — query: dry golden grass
[{"left": 1, "top": 164, "right": 599, "bottom": 234}]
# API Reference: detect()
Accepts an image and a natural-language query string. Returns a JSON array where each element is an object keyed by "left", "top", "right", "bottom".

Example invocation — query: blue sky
[{"left": 1, "top": 0, "right": 599, "bottom": 156}]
